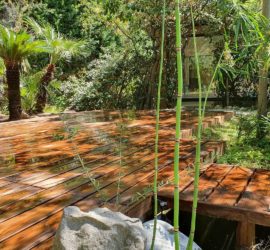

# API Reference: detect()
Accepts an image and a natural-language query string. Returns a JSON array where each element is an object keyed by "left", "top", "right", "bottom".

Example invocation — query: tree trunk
[
  {"left": 35, "top": 64, "right": 55, "bottom": 113},
  {"left": 258, "top": 68, "right": 268, "bottom": 117},
  {"left": 146, "top": 59, "right": 160, "bottom": 109},
  {"left": 226, "top": 78, "right": 230, "bottom": 107},
  {"left": 257, "top": 0, "right": 270, "bottom": 138},
  {"left": 5, "top": 64, "right": 22, "bottom": 120}
]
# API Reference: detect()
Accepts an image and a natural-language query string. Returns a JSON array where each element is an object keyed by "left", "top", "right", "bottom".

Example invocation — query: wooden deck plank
[
  {"left": 111, "top": 164, "right": 191, "bottom": 207},
  {"left": 0, "top": 183, "right": 42, "bottom": 197},
  {"left": 179, "top": 164, "right": 233, "bottom": 201},
  {"left": 0, "top": 179, "right": 12, "bottom": 188},
  {"left": 30, "top": 236, "right": 54, "bottom": 250},
  {"left": 166, "top": 196, "right": 270, "bottom": 227},
  {"left": 236, "top": 169, "right": 270, "bottom": 213},
  {"left": 206, "top": 166, "right": 254, "bottom": 206},
  {"left": 157, "top": 141, "right": 226, "bottom": 199},
  {"left": 0, "top": 185, "right": 42, "bottom": 209}
]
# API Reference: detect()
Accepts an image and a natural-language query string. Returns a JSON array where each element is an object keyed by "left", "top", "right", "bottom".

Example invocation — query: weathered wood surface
[
  {"left": 0, "top": 109, "right": 238, "bottom": 249},
  {"left": 159, "top": 164, "right": 270, "bottom": 227}
]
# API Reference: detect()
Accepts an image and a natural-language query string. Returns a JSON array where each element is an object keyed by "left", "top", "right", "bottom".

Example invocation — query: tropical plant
[
  {"left": 25, "top": 18, "right": 86, "bottom": 113},
  {"left": 216, "top": 0, "right": 269, "bottom": 136},
  {"left": 0, "top": 58, "right": 7, "bottom": 115},
  {"left": 20, "top": 71, "right": 61, "bottom": 114},
  {"left": 20, "top": 71, "right": 42, "bottom": 114},
  {"left": 0, "top": 58, "right": 4, "bottom": 76},
  {"left": 0, "top": 24, "right": 47, "bottom": 120}
]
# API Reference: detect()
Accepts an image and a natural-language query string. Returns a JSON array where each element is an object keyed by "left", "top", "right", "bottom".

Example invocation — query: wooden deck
[
  {"left": 0, "top": 109, "right": 267, "bottom": 249},
  {"left": 158, "top": 164, "right": 270, "bottom": 248}
]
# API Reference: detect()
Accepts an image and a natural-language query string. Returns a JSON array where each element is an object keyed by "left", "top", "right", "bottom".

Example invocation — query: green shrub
[{"left": 203, "top": 114, "right": 270, "bottom": 169}]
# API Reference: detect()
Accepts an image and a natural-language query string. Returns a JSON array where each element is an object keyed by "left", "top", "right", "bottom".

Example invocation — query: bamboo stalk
[
  {"left": 186, "top": 8, "right": 224, "bottom": 249},
  {"left": 173, "top": 0, "right": 184, "bottom": 249},
  {"left": 150, "top": 1, "right": 166, "bottom": 249},
  {"left": 187, "top": 8, "right": 202, "bottom": 250}
]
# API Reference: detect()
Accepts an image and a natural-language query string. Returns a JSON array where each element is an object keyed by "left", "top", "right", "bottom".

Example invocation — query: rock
[
  {"left": 53, "top": 206, "right": 146, "bottom": 250},
  {"left": 143, "top": 220, "right": 201, "bottom": 250}
]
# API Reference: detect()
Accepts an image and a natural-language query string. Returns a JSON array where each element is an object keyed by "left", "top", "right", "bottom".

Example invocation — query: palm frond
[
  {"left": 0, "top": 24, "right": 49, "bottom": 65},
  {"left": 25, "top": 18, "right": 87, "bottom": 64}
]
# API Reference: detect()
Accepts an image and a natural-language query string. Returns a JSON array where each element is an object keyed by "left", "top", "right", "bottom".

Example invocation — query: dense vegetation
[
  {"left": 0, "top": 0, "right": 268, "bottom": 118},
  {"left": 203, "top": 111, "right": 270, "bottom": 169}
]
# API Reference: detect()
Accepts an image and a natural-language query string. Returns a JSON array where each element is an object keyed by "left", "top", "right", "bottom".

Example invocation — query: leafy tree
[
  {"left": 0, "top": 25, "right": 47, "bottom": 120},
  {"left": 214, "top": 0, "right": 269, "bottom": 136}
]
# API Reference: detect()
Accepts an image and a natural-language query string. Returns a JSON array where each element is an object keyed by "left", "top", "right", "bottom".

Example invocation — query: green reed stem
[
  {"left": 151, "top": 1, "right": 166, "bottom": 249},
  {"left": 187, "top": 8, "right": 202, "bottom": 250},
  {"left": 173, "top": 0, "right": 184, "bottom": 249},
  {"left": 116, "top": 122, "right": 124, "bottom": 206},
  {"left": 187, "top": 8, "right": 225, "bottom": 249}
]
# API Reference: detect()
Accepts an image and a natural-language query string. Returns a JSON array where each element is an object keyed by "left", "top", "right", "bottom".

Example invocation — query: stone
[
  {"left": 143, "top": 220, "right": 201, "bottom": 250},
  {"left": 53, "top": 206, "right": 146, "bottom": 250}
]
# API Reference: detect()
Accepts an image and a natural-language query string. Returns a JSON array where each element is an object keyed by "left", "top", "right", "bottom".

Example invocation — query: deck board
[
  {"left": 206, "top": 166, "right": 254, "bottom": 206},
  {"left": 236, "top": 169, "right": 270, "bottom": 213},
  {"left": 179, "top": 164, "right": 233, "bottom": 201}
]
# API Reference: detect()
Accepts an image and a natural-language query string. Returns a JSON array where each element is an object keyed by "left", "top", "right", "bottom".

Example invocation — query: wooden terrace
[{"left": 0, "top": 110, "right": 269, "bottom": 249}]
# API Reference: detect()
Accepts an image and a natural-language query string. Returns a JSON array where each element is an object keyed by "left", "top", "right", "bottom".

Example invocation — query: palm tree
[
  {"left": 26, "top": 18, "right": 85, "bottom": 113},
  {"left": 0, "top": 25, "right": 47, "bottom": 120}
]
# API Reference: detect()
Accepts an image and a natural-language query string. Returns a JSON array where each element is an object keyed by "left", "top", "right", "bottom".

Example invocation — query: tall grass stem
[
  {"left": 150, "top": 1, "right": 166, "bottom": 249},
  {"left": 173, "top": 0, "right": 184, "bottom": 249}
]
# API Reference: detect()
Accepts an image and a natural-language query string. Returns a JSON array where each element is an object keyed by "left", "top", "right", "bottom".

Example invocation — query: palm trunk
[
  {"left": 257, "top": 67, "right": 269, "bottom": 138},
  {"left": 225, "top": 78, "right": 230, "bottom": 107},
  {"left": 146, "top": 59, "right": 160, "bottom": 109},
  {"left": 35, "top": 64, "right": 55, "bottom": 113},
  {"left": 5, "top": 63, "right": 22, "bottom": 120},
  {"left": 258, "top": 68, "right": 268, "bottom": 117}
]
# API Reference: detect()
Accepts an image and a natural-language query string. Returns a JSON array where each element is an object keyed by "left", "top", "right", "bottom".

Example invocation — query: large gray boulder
[{"left": 53, "top": 206, "right": 146, "bottom": 250}]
